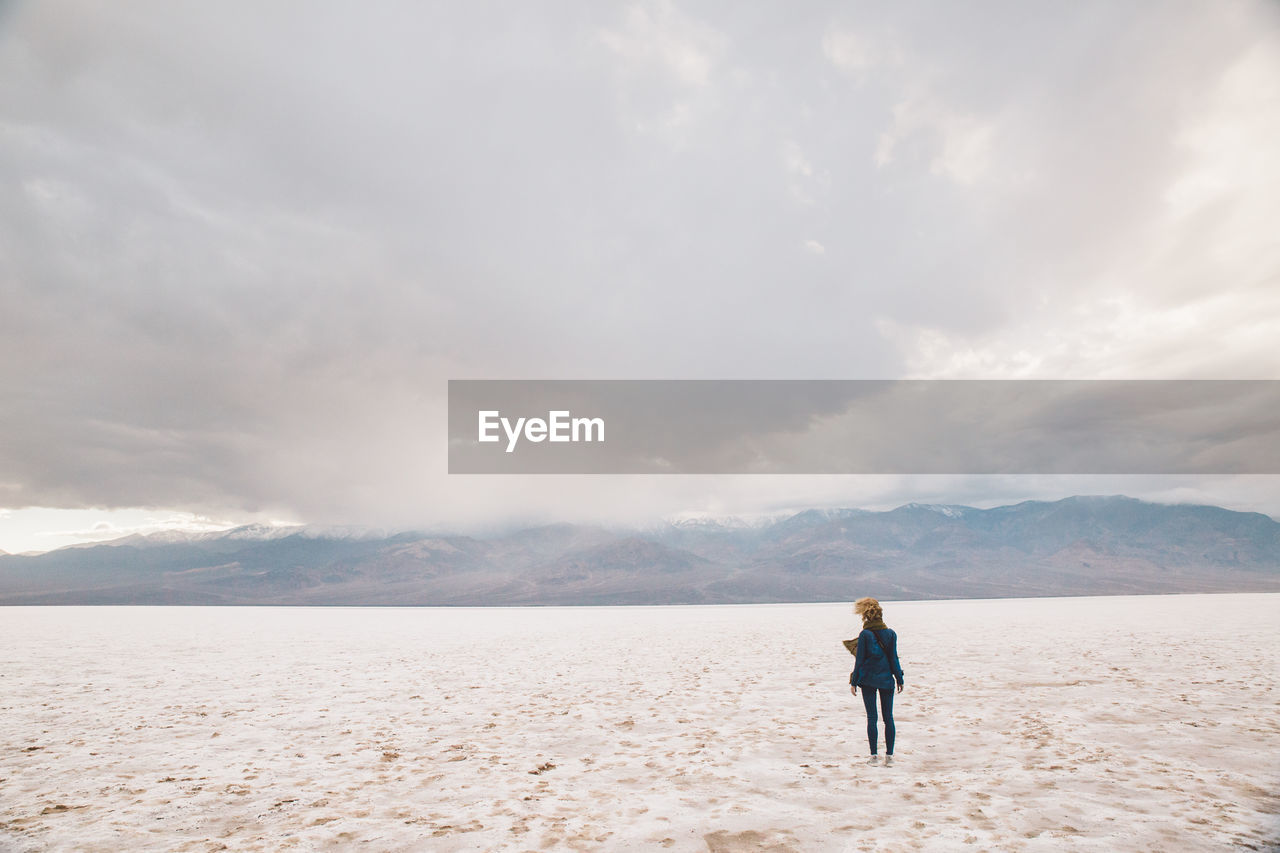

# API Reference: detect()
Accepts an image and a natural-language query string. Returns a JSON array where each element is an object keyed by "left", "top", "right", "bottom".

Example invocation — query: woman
[{"left": 846, "top": 597, "right": 904, "bottom": 765}]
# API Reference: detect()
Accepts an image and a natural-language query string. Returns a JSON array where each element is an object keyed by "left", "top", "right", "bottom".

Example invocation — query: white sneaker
[
  {"left": 883, "top": 755, "right": 894, "bottom": 766},
  {"left": 866, "top": 755, "right": 879, "bottom": 765}
]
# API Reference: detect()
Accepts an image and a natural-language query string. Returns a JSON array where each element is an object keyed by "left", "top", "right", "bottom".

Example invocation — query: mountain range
[{"left": 1, "top": 496, "right": 1277, "bottom": 605}]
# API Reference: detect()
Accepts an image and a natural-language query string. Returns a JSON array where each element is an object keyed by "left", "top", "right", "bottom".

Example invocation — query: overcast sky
[{"left": 2, "top": 1, "right": 1278, "bottom": 552}]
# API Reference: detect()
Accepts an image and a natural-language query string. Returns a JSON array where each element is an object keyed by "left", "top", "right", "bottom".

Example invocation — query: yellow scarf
[{"left": 842, "top": 620, "right": 888, "bottom": 654}]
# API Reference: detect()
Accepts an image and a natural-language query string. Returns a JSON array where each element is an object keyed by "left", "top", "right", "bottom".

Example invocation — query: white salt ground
[{"left": 1, "top": 593, "right": 1277, "bottom": 852}]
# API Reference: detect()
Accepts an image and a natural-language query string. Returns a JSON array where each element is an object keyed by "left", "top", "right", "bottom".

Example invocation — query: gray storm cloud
[{"left": 1, "top": 0, "right": 1278, "bottom": 528}]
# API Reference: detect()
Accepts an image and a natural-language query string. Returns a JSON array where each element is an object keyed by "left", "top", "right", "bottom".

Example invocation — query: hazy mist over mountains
[{"left": 1, "top": 496, "right": 1276, "bottom": 605}]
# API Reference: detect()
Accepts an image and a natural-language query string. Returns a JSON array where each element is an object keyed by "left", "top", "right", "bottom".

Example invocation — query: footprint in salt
[{"left": 704, "top": 828, "right": 800, "bottom": 852}]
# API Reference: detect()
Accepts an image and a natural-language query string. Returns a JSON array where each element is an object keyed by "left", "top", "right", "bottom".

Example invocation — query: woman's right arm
[{"left": 890, "top": 633, "right": 905, "bottom": 691}]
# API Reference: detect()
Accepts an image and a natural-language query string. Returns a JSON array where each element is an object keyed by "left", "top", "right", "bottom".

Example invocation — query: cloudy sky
[{"left": 2, "top": 1, "right": 1278, "bottom": 552}]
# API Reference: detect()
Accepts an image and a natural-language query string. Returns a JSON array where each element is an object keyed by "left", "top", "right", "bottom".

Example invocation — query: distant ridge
[{"left": 1, "top": 496, "right": 1277, "bottom": 605}]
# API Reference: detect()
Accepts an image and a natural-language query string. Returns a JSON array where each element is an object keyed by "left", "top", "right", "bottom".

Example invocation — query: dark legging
[{"left": 860, "top": 686, "right": 895, "bottom": 755}]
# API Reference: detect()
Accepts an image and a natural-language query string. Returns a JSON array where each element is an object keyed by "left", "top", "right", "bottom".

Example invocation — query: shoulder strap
[
  {"left": 870, "top": 625, "right": 890, "bottom": 655},
  {"left": 871, "top": 629, "right": 899, "bottom": 675}
]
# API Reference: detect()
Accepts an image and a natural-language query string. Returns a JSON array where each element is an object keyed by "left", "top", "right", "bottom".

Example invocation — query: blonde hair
[{"left": 854, "top": 597, "right": 883, "bottom": 624}]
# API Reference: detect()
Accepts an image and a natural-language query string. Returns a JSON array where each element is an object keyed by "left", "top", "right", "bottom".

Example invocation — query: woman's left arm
[{"left": 850, "top": 630, "right": 869, "bottom": 695}]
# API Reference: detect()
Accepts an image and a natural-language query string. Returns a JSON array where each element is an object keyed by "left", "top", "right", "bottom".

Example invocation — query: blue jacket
[{"left": 849, "top": 626, "right": 904, "bottom": 689}]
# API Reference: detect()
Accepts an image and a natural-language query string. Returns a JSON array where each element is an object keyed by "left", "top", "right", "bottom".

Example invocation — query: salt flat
[{"left": 1, "top": 594, "right": 1277, "bottom": 851}]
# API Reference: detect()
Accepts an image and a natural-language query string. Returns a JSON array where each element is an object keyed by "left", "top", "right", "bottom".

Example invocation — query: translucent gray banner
[{"left": 447, "top": 380, "right": 1280, "bottom": 474}]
